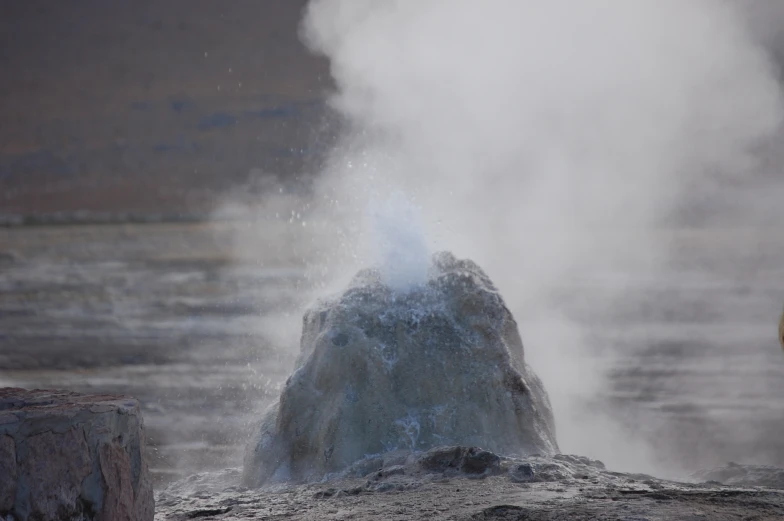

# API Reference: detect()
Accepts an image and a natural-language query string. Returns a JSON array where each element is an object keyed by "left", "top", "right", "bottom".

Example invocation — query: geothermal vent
[{"left": 243, "top": 252, "right": 558, "bottom": 486}]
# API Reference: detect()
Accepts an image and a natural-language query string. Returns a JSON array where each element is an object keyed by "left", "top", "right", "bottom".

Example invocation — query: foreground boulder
[
  {"left": 0, "top": 388, "right": 154, "bottom": 521},
  {"left": 244, "top": 251, "right": 558, "bottom": 486},
  {"left": 779, "top": 307, "right": 783, "bottom": 351}
]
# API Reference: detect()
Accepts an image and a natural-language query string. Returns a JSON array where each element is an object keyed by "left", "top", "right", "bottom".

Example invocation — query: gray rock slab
[
  {"left": 0, "top": 387, "right": 154, "bottom": 521},
  {"left": 0, "top": 434, "right": 16, "bottom": 511}
]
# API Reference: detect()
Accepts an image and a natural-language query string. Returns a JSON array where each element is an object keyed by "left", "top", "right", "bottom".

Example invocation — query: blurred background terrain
[
  {"left": 1, "top": 0, "right": 784, "bottom": 487},
  {"left": 0, "top": 0, "right": 331, "bottom": 221},
  {"left": 0, "top": 0, "right": 329, "bottom": 484}
]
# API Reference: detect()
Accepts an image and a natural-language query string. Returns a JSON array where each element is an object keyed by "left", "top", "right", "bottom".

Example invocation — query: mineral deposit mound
[{"left": 243, "top": 252, "right": 559, "bottom": 487}]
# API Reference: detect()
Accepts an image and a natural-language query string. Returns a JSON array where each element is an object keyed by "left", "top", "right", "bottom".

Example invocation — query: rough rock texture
[
  {"left": 244, "top": 252, "right": 558, "bottom": 486},
  {"left": 0, "top": 434, "right": 16, "bottom": 512},
  {"left": 0, "top": 388, "right": 154, "bottom": 521},
  {"left": 158, "top": 449, "right": 784, "bottom": 521}
]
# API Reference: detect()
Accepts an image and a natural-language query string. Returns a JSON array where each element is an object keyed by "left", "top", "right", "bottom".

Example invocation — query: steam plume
[{"left": 293, "top": 0, "right": 783, "bottom": 473}]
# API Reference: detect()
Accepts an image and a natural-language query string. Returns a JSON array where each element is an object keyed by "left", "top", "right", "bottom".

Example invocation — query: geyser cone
[{"left": 243, "top": 252, "right": 558, "bottom": 486}]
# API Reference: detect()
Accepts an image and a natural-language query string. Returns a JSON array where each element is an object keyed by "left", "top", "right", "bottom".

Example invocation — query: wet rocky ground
[{"left": 154, "top": 446, "right": 784, "bottom": 520}]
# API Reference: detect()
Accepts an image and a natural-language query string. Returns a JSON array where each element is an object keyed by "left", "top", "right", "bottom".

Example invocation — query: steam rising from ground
[
  {"left": 369, "top": 191, "right": 430, "bottom": 292},
  {"left": 290, "top": 0, "right": 783, "bottom": 475},
  {"left": 210, "top": 0, "right": 784, "bottom": 478}
]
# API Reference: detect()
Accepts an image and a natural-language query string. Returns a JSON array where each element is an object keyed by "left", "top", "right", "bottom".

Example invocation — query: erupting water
[{"left": 369, "top": 192, "right": 430, "bottom": 293}]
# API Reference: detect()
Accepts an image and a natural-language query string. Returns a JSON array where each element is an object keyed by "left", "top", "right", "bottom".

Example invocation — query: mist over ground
[
  {"left": 1, "top": 0, "right": 784, "bottom": 486},
  {"left": 216, "top": 0, "right": 784, "bottom": 476}
]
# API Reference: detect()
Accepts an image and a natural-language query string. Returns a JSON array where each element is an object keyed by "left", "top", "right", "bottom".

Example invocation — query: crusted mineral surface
[
  {"left": 160, "top": 448, "right": 784, "bottom": 521},
  {"left": 244, "top": 252, "right": 558, "bottom": 486}
]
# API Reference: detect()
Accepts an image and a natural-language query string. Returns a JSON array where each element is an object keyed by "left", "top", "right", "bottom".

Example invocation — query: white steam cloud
[
  {"left": 208, "top": 0, "right": 784, "bottom": 475},
  {"left": 369, "top": 190, "right": 430, "bottom": 292}
]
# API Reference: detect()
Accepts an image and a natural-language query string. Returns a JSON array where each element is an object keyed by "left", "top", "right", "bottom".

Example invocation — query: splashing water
[{"left": 369, "top": 192, "right": 430, "bottom": 292}]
